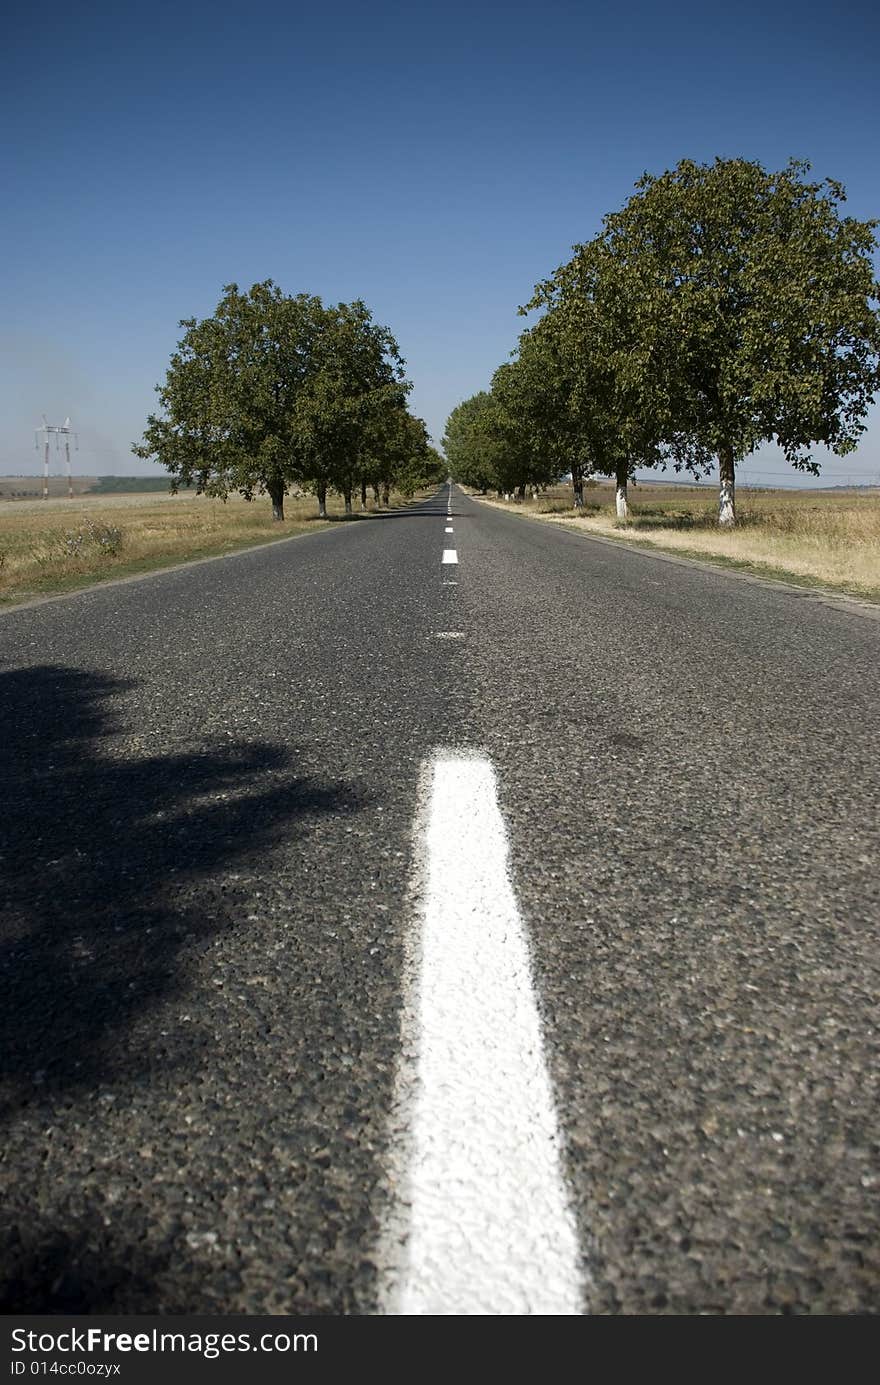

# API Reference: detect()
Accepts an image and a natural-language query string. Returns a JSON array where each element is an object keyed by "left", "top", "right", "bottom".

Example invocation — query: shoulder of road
[{"left": 467, "top": 493, "right": 880, "bottom": 623}]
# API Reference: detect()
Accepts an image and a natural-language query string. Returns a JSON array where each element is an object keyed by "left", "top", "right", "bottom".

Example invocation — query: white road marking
[
  {"left": 445, "top": 526, "right": 453, "bottom": 533},
  {"left": 381, "top": 752, "right": 584, "bottom": 1316},
  {"left": 442, "top": 580, "right": 457, "bottom": 586},
  {"left": 432, "top": 632, "right": 464, "bottom": 640},
  {"left": 442, "top": 549, "right": 458, "bottom": 564}
]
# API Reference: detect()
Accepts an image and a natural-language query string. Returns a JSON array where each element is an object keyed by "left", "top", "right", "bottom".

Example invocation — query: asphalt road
[{"left": 1, "top": 486, "right": 878, "bottom": 1315}]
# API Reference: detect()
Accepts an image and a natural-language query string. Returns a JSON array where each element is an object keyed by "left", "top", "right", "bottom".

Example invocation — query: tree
[
  {"left": 136, "top": 283, "right": 410, "bottom": 522},
  {"left": 356, "top": 403, "right": 430, "bottom": 506},
  {"left": 555, "top": 159, "right": 880, "bottom": 524},
  {"left": 520, "top": 293, "right": 680, "bottom": 517},
  {"left": 484, "top": 345, "right": 568, "bottom": 500},
  {"left": 501, "top": 316, "right": 604, "bottom": 509},
  {"left": 383, "top": 414, "right": 441, "bottom": 498},
  {"left": 135, "top": 282, "right": 325, "bottom": 520},
  {"left": 442, "top": 393, "right": 506, "bottom": 492},
  {"left": 295, "top": 300, "right": 408, "bottom": 517},
  {"left": 479, "top": 370, "right": 532, "bottom": 498}
]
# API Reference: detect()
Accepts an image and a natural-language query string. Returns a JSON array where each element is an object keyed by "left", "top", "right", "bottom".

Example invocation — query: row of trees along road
[
  {"left": 136, "top": 281, "right": 445, "bottom": 519},
  {"left": 444, "top": 159, "right": 880, "bottom": 524}
]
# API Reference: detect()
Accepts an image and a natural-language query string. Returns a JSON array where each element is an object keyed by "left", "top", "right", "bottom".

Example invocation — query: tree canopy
[
  {"left": 529, "top": 159, "right": 880, "bottom": 523},
  {"left": 136, "top": 281, "right": 424, "bottom": 519},
  {"left": 442, "top": 393, "right": 506, "bottom": 493},
  {"left": 445, "top": 159, "right": 880, "bottom": 526}
]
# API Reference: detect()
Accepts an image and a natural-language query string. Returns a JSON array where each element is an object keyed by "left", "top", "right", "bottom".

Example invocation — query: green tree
[
  {"left": 521, "top": 296, "right": 678, "bottom": 517},
  {"left": 485, "top": 348, "right": 568, "bottom": 500},
  {"left": 550, "top": 159, "right": 880, "bottom": 524},
  {"left": 442, "top": 393, "right": 506, "bottom": 492},
  {"left": 136, "top": 283, "right": 409, "bottom": 522},
  {"left": 421, "top": 445, "right": 449, "bottom": 491},
  {"left": 135, "top": 281, "right": 325, "bottom": 521},
  {"left": 387, "top": 415, "right": 440, "bottom": 498},
  {"left": 357, "top": 404, "right": 429, "bottom": 506},
  {"left": 499, "top": 319, "right": 599, "bottom": 507},
  {"left": 293, "top": 300, "right": 408, "bottom": 517}
]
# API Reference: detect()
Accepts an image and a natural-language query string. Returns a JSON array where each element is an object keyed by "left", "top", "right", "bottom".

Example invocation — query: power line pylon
[{"left": 35, "top": 417, "right": 78, "bottom": 499}]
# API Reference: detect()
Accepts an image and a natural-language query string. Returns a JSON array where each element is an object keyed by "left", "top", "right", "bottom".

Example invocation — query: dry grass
[
  {"left": 479, "top": 482, "right": 880, "bottom": 600},
  {"left": 0, "top": 489, "right": 403, "bottom": 605}
]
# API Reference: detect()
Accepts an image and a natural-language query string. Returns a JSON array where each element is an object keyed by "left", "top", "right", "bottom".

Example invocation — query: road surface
[{"left": 1, "top": 485, "right": 877, "bottom": 1314}]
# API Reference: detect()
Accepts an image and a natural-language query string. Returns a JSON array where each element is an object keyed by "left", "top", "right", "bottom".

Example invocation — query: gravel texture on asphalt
[{"left": 1, "top": 487, "right": 877, "bottom": 1314}]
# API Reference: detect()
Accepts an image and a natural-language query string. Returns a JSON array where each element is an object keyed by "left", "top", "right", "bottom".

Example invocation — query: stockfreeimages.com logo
[{"left": 11, "top": 1328, "right": 317, "bottom": 1362}]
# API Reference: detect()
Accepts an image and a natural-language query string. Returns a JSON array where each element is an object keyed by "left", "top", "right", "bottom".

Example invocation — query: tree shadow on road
[
  {"left": 360, "top": 506, "right": 455, "bottom": 520},
  {"left": 0, "top": 665, "right": 354, "bottom": 1115},
  {"left": 1, "top": 1205, "right": 334, "bottom": 1314}
]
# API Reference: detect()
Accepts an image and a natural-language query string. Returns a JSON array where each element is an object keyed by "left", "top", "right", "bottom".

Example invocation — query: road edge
[
  {"left": 0, "top": 524, "right": 337, "bottom": 617},
  {"left": 466, "top": 494, "right": 880, "bottom": 623}
]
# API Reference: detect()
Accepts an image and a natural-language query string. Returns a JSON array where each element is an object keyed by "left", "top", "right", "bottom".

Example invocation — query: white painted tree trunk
[
  {"left": 718, "top": 445, "right": 736, "bottom": 526},
  {"left": 719, "top": 480, "right": 735, "bottom": 526},
  {"left": 616, "top": 484, "right": 629, "bottom": 520}
]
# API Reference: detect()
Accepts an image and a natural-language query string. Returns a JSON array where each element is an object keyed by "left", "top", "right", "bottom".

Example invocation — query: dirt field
[
  {"left": 0, "top": 475, "right": 101, "bottom": 502},
  {"left": 0, "top": 487, "right": 397, "bottom": 606}
]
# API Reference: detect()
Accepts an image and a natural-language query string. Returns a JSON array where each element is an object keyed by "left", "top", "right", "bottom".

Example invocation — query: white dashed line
[
  {"left": 445, "top": 526, "right": 453, "bottom": 533},
  {"left": 441, "top": 550, "right": 458, "bottom": 564},
  {"left": 381, "top": 752, "right": 584, "bottom": 1316},
  {"left": 432, "top": 632, "right": 465, "bottom": 640}
]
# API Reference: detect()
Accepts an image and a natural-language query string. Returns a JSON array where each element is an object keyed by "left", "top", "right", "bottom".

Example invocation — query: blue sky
[{"left": 2, "top": 0, "right": 879, "bottom": 485}]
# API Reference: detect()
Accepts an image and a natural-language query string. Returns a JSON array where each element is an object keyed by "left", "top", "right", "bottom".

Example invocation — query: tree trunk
[
  {"left": 615, "top": 461, "right": 629, "bottom": 520},
  {"left": 344, "top": 488, "right": 353, "bottom": 515},
  {"left": 372, "top": 484, "right": 380, "bottom": 505},
  {"left": 382, "top": 483, "right": 390, "bottom": 506},
  {"left": 267, "top": 478, "right": 285, "bottom": 522},
  {"left": 572, "top": 465, "right": 584, "bottom": 508},
  {"left": 516, "top": 484, "right": 526, "bottom": 501},
  {"left": 360, "top": 479, "right": 368, "bottom": 511},
  {"left": 718, "top": 445, "right": 736, "bottom": 526},
  {"left": 317, "top": 483, "right": 327, "bottom": 519}
]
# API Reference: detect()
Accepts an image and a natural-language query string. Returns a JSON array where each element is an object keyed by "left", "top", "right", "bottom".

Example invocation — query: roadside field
[
  {"left": 479, "top": 482, "right": 880, "bottom": 600},
  {"left": 0, "top": 475, "right": 99, "bottom": 502},
  {"left": 0, "top": 489, "right": 407, "bottom": 606}
]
